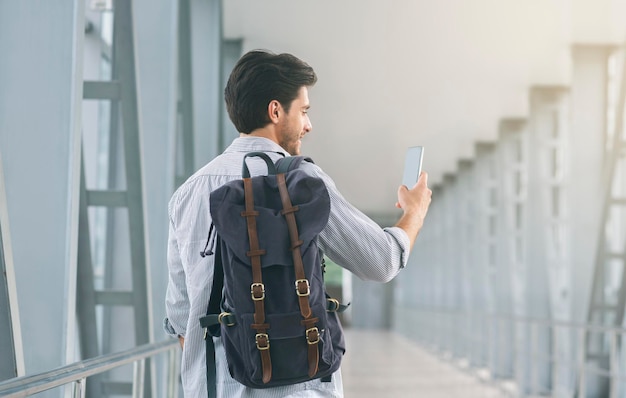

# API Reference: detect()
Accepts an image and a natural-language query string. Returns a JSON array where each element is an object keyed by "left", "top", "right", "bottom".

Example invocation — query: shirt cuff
[
  {"left": 383, "top": 226, "right": 410, "bottom": 268},
  {"left": 163, "top": 317, "right": 181, "bottom": 337}
]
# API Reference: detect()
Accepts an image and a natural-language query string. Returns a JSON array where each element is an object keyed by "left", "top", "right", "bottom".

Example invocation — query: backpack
[{"left": 199, "top": 152, "right": 348, "bottom": 396}]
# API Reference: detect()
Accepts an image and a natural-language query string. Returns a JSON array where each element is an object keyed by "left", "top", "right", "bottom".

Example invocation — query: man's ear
[{"left": 268, "top": 100, "right": 280, "bottom": 123}]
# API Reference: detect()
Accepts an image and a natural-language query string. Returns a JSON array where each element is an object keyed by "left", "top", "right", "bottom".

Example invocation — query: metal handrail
[
  {"left": 0, "top": 339, "right": 179, "bottom": 397},
  {"left": 413, "top": 306, "right": 626, "bottom": 335},
  {"left": 407, "top": 306, "right": 626, "bottom": 398}
]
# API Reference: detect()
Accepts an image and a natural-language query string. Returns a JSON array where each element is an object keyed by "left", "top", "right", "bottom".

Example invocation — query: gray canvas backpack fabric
[{"left": 199, "top": 152, "right": 346, "bottom": 396}]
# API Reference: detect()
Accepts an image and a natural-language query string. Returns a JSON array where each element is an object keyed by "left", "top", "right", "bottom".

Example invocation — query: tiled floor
[{"left": 341, "top": 329, "right": 507, "bottom": 398}]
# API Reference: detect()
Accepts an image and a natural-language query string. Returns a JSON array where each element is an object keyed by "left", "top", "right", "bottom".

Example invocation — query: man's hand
[
  {"left": 394, "top": 171, "right": 432, "bottom": 250},
  {"left": 178, "top": 336, "right": 185, "bottom": 349}
]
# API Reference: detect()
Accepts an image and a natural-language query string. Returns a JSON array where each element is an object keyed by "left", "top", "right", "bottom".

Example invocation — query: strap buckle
[
  {"left": 305, "top": 327, "right": 320, "bottom": 345},
  {"left": 255, "top": 333, "right": 270, "bottom": 350},
  {"left": 218, "top": 312, "right": 235, "bottom": 327},
  {"left": 326, "top": 298, "right": 340, "bottom": 312},
  {"left": 251, "top": 283, "right": 265, "bottom": 301},
  {"left": 295, "top": 279, "right": 310, "bottom": 296}
]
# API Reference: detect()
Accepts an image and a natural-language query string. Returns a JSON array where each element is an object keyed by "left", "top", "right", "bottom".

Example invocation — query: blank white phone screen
[{"left": 402, "top": 146, "right": 424, "bottom": 188}]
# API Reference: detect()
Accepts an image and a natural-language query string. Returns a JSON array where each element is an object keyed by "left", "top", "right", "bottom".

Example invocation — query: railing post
[
  {"left": 488, "top": 313, "right": 494, "bottom": 374},
  {"left": 132, "top": 359, "right": 146, "bottom": 398},
  {"left": 497, "top": 317, "right": 504, "bottom": 379},
  {"left": 552, "top": 324, "right": 558, "bottom": 397},
  {"left": 167, "top": 346, "right": 180, "bottom": 398},
  {"left": 71, "top": 378, "right": 86, "bottom": 398},
  {"left": 609, "top": 331, "right": 617, "bottom": 398},
  {"left": 531, "top": 322, "right": 538, "bottom": 395},
  {"left": 578, "top": 327, "right": 587, "bottom": 398}
]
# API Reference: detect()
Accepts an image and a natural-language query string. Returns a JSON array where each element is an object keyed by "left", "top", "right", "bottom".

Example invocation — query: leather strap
[
  {"left": 276, "top": 174, "right": 312, "bottom": 318},
  {"left": 276, "top": 173, "right": 319, "bottom": 377},
  {"left": 241, "top": 177, "right": 272, "bottom": 383}
]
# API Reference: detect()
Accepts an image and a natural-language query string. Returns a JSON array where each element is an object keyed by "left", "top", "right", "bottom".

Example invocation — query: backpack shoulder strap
[
  {"left": 275, "top": 156, "right": 314, "bottom": 174},
  {"left": 200, "top": 237, "right": 224, "bottom": 398}
]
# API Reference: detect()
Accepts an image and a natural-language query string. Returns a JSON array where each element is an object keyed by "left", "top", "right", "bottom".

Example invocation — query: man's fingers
[{"left": 418, "top": 171, "right": 428, "bottom": 186}]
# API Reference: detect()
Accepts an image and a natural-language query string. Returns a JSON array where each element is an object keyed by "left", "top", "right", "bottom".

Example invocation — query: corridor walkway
[{"left": 342, "top": 329, "right": 507, "bottom": 398}]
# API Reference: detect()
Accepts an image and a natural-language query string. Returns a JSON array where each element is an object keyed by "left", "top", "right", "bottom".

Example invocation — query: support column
[
  {"left": 392, "top": 184, "right": 442, "bottom": 342},
  {"left": 393, "top": 183, "right": 445, "bottom": 344},
  {"left": 176, "top": 0, "right": 195, "bottom": 188},
  {"left": 474, "top": 142, "right": 504, "bottom": 375},
  {"left": 190, "top": 0, "right": 223, "bottom": 168},
  {"left": 221, "top": 39, "right": 243, "bottom": 148},
  {"left": 426, "top": 184, "right": 444, "bottom": 344},
  {"left": 566, "top": 44, "right": 614, "bottom": 397},
  {"left": 393, "top": 197, "right": 430, "bottom": 337},
  {"left": 527, "top": 85, "right": 570, "bottom": 394},
  {"left": 350, "top": 213, "right": 398, "bottom": 330},
  {"left": 456, "top": 160, "right": 479, "bottom": 364},
  {"left": 427, "top": 185, "right": 444, "bottom": 313},
  {"left": 569, "top": 45, "right": 613, "bottom": 319},
  {"left": 583, "top": 44, "right": 626, "bottom": 398},
  {"left": 441, "top": 173, "right": 460, "bottom": 354},
  {"left": 498, "top": 118, "right": 530, "bottom": 393}
]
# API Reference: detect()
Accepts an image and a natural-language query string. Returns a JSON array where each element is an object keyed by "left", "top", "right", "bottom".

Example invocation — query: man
[{"left": 164, "top": 49, "right": 432, "bottom": 397}]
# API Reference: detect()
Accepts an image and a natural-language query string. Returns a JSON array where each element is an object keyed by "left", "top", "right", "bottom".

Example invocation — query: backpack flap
[{"left": 209, "top": 170, "right": 330, "bottom": 267}]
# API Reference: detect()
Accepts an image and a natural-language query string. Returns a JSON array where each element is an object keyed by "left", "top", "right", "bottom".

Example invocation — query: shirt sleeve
[
  {"left": 164, "top": 214, "right": 190, "bottom": 337},
  {"left": 302, "top": 162, "right": 411, "bottom": 282}
]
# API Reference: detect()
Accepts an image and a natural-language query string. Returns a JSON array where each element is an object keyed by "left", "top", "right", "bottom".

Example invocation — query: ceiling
[{"left": 223, "top": 0, "right": 625, "bottom": 214}]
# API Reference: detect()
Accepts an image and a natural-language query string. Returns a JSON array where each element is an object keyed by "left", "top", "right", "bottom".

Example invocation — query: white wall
[{"left": 223, "top": 0, "right": 623, "bottom": 214}]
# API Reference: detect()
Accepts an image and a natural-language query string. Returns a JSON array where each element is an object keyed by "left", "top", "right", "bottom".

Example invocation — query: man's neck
[{"left": 241, "top": 126, "right": 277, "bottom": 143}]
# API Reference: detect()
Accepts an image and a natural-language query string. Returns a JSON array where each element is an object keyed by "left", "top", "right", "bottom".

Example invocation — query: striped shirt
[{"left": 164, "top": 136, "right": 410, "bottom": 397}]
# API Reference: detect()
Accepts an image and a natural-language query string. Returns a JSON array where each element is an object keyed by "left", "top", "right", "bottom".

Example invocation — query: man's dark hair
[{"left": 224, "top": 50, "right": 317, "bottom": 134}]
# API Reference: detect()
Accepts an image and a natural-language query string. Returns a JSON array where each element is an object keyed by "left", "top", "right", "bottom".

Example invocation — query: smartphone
[{"left": 402, "top": 146, "right": 424, "bottom": 188}]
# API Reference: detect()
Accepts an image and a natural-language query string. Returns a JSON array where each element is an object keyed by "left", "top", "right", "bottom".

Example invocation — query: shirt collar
[{"left": 223, "top": 136, "right": 290, "bottom": 157}]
